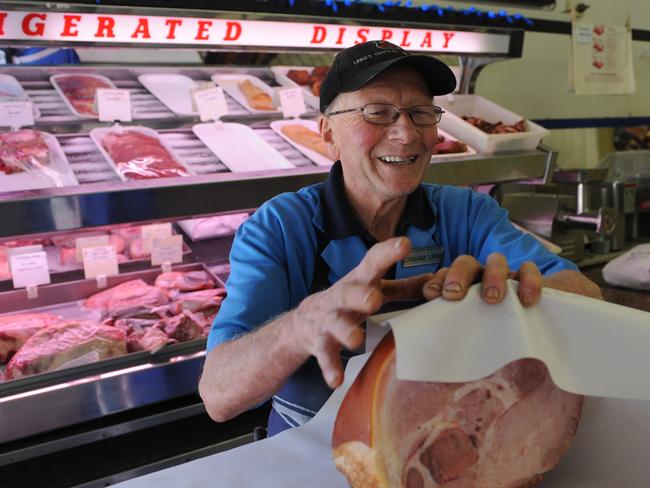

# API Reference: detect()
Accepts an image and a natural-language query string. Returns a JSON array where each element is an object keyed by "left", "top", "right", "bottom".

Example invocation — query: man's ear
[{"left": 318, "top": 114, "right": 341, "bottom": 161}]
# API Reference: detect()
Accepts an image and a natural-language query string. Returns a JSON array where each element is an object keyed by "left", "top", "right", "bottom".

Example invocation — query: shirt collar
[{"left": 319, "top": 161, "right": 435, "bottom": 241}]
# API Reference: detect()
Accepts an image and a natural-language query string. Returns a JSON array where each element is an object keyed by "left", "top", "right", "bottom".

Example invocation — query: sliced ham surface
[
  {"left": 332, "top": 332, "right": 583, "bottom": 488},
  {"left": 154, "top": 271, "right": 215, "bottom": 294}
]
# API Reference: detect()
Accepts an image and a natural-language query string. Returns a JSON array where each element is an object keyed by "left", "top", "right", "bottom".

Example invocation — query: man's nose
[{"left": 388, "top": 111, "right": 419, "bottom": 144}]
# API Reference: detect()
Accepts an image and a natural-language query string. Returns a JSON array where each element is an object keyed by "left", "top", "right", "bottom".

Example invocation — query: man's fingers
[
  {"left": 350, "top": 237, "right": 411, "bottom": 285},
  {"left": 442, "top": 255, "right": 482, "bottom": 300},
  {"left": 481, "top": 253, "right": 510, "bottom": 304},
  {"left": 327, "top": 282, "right": 383, "bottom": 315},
  {"left": 314, "top": 335, "right": 344, "bottom": 388},
  {"left": 423, "top": 267, "right": 448, "bottom": 300},
  {"left": 516, "top": 261, "right": 542, "bottom": 307},
  {"left": 382, "top": 273, "right": 434, "bottom": 302}
]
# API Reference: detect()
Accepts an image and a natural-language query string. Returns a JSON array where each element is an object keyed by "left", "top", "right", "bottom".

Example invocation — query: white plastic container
[
  {"left": 50, "top": 73, "right": 117, "bottom": 119},
  {"left": 211, "top": 74, "right": 280, "bottom": 114},
  {"left": 0, "top": 74, "right": 41, "bottom": 119},
  {"left": 270, "top": 66, "right": 320, "bottom": 110},
  {"left": 137, "top": 73, "right": 199, "bottom": 116},
  {"left": 89, "top": 125, "right": 193, "bottom": 181},
  {"left": 269, "top": 119, "right": 333, "bottom": 167},
  {"left": 437, "top": 94, "right": 549, "bottom": 153},
  {"left": 430, "top": 128, "right": 477, "bottom": 160}
]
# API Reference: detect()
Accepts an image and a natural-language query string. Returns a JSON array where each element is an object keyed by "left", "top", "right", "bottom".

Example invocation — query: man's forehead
[{"left": 349, "top": 67, "right": 432, "bottom": 99}]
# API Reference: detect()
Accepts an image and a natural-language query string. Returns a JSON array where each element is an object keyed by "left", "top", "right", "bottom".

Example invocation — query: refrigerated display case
[{"left": 0, "top": 2, "right": 557, "bottom": 485}]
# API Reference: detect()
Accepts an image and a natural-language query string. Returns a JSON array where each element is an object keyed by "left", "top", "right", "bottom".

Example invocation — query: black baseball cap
[{"left": 319, "top": 40, "right": 457, "bottom": 113}]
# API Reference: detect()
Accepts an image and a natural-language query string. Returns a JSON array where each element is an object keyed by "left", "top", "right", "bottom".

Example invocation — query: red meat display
[
  {"left": 0, "top": 129, "right": 50, "bottom": 175},
  {"left": 154, "top": 271, "right": 215, "bottom": 295},
  {"left": 462, "top": 116, "right": 526, "bottom": 134},
  {"left": 54, "top": 75, "right": 113, "bottom": 116},
  {"left": 100, "top": 130, "right": 190, "bottom": 180},
  {"left": 333, "top": 332, "right": 583, "bottom": 488},
  {"left": 432, "top": 134, "right": 468, "bottom": 155},
  {"left": 0, "top": 313, "right": 63, "bottom": 363},
  {"left": 4, "top": 320, "right": 126, "bottom": 380},
  {"left": 287, "top": 65, "right": 330, "bottom": 96}
]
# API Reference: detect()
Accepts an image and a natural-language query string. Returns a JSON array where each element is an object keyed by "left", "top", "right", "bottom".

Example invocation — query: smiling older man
[{"left": 199, "top": 40, "right": 601, "bottom": 437}]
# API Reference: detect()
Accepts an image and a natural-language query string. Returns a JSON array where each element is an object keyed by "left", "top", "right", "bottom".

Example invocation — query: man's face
[{"left": 320, "top": 65, "right": 438, "bottom": 204}]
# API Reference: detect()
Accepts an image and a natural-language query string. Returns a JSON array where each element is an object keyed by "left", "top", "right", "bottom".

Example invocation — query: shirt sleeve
[
  {"left": 466, "top": 191, "right": 578, "bottom": 275},
  {"left": 206, "top": 208, "right": 292, "bottom": 352}
]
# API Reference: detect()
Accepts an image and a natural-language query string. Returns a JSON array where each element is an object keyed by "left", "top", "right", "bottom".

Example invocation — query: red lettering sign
[
  {"left": 311, "top": 25, "right": 326, "bottom": 44},
  {"left": 355, "top": 28, "right": 369, "bottom": 44},
  {"left": 165, "top": 19, "right": 182, "bottom": 39},
  {"left": 400, "top": 30, "right": 411, "bottom": 47},
  {"left": 60, "top": 14, "right": 81, "bottom": 37},
  {"left": 0, "top": 13, "right": 7, "bottom": 36},
  {"left": 224, "top": 21, "right": 241, "bottom": 41},
  {"left": 381, "top": 29, "right": 393, "bottom": 41},
  {"left": 442, "top": 32, "right": 455, "bottom": 48},
  {"left": 22, "top": 13, "right": 46, "bottom": 37},
  {"left": 131, "top": 18, "right": 151, "bottom": 39},
  {"left": 420, "top": 32, "right": 432, "bottom": 48},
  {"left": 195, "top": 20, "right": 212, "bottom": 40},
  {"left": 95, "top": 16, "right": 116, "bottom": 38}
]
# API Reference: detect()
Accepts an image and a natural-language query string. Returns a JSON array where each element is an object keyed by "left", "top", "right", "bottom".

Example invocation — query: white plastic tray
[
  {"left": 270, "top": 66, "right": 320, "bottom": 110},
  {"left": 0, "top": 74, "right": 41, "bottom": 119},
  {"left": 211, "top": 74, "right": 280, "bottom": 114},
  {"left": 192, "top": 122, "right": 294, "bottom": 173},
  {"left": 89, "top": 125, "right": 193, "bottom": 181},
  {"left": 430, "top": 128, "right": 477, "bottom": 161},
  {"left": 50, "top": 73, "right": 116, "bottom": 119},
  {"left": 137, "top": 73, "right": 199, "bottom": 116},
  {"left": 437, "top": 94, "right": 550, "bottom": 154},
  {"left": 0, "top": 130, "right": 78, "bottom": 191},
  {"left": 270, "top": 119, "right": 333, "bottom": 167}
]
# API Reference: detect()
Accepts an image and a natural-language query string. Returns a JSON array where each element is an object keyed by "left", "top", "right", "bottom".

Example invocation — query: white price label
[
  {"left": 82, "top": 245, "right": 119, "bottom": 279},
  {"left": 10, "top": 251, "right": 50, "bottom": 289},
  {"left": 0, "top": 100, "right": 35, "bottom": 128},
  {"left": 575, "top": 25, "right": 593, "bottom": 44},
  {"left": 151, "top": 234, "right": 183, "bottom": 266},
  {"left": 75, "top": 235, "right": 110, "bottom": 263},
  {"left": 97, "top": 88, "right": 132, "bottom": 122},
  {"left": 278, "top": 88, "right": 306, "bottom": 118},
  {"left": 193, "top": 86, "right": 229, "bottom": 122},
  {"left": 142, "top": 222, "right": 173, "bottom": 253}
]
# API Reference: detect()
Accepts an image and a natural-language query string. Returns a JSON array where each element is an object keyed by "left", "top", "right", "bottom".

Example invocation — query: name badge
[{"left": 402, "top": 245, "right": 444, "bottom": 268}]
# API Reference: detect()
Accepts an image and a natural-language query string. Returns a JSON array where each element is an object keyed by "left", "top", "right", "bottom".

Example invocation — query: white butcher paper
[
  {"left": 112, "top": 350, "right": 650, "bottom": 488},
  {"left": 388, "top": 280, "right": 650, "bottom": 400}
]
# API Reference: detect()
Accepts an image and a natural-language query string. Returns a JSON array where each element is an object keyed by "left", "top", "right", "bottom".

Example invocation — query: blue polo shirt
[{"left": 207, "top": 161, "right": 577, "bottom": 435}]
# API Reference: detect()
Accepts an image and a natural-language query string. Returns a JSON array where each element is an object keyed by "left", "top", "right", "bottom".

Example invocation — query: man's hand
[
  {"left": 422, "top": 253, "right": 543, "bottom": 306},
  {"left": 289, "top": 237, "right": 432, "bottom": 389}
]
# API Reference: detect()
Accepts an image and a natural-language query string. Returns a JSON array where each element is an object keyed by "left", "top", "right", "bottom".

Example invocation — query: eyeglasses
[{"left": 327, "top": 103, "right": 444, "bottom": 126}]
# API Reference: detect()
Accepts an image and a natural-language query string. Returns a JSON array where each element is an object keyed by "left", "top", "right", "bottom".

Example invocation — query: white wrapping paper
[{"left": 114, "top": 285, "right": 650, "bottom": 487}]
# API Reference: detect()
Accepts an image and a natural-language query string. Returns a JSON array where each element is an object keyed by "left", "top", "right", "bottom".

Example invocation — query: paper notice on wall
[{"left": 570, "top": 22, "right": 635, "bottom": 95}]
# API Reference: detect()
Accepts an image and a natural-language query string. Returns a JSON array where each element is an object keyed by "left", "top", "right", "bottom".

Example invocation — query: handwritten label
[
  {"left": 189, "top": 81, "right": 215, "bottom": 111},
  {"left": 278, "top": 88, "right": 307, "bottom": 118},
  {"left": 10, "top": 251, "right": 50, "bottom": 288},
  {"left": 82, "top": 245, "right": 119, "bottom": 279},
  {"left": 142, "top": 223, "right": 173, "bottom": 253},
  {"left": 0, "top": 100, "right": 35, "bottom": 128},
  {"left": 151, "top": 234, "right": 183, "bottom": 266},
  {"left": 575, "top": 26, "right": 593, "bottom": 44},
  {"left": 76, "top": 235, "right": 110, "bottom": 263},
  {"left": 193, "top": 86, "right": 229, "bottom": 122},
  {"left": 97, "top": 88, "right": 132, "bottom": 122}
]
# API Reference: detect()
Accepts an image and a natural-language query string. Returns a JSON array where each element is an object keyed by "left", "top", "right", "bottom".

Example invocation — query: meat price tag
[
  {"left": 96, "top": 88, "right": 132, "bottom": 122},
  {"left": 141, "top": 222, "right": 173, "bottom": 253},
  {"left": 10, "top": 251, "right": 50, "bottom": 289},
  {"left": 76, "top": 235, "right": 110, "bottom": 263},
  {"left": 151, "top": 235, "right": 183, "bottom": 266},
  {"left": 278, "top": 88, "right": 306, "bottom": 119},
  {"left": 82, "top": 245, "right": 119, "bottom": 280},
  {"left": 193, "top": 86, "right": 229, "bottom": 122},
  {"left": 575, "top": 25, "right": 593, "bottom": 44},
  {"left": 0, "top": 100, "right": 35, "bottom": 129}
]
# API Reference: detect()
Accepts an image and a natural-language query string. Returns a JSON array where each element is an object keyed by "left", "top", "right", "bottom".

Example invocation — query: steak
[
  {"left": 0, "top": 313, "right": 62, "bottom": 363},
  {"left": 84, "top": 279, "right": 169, "bottom": 318},
  {"left": 101, "top": 130, "right": 190, "bottom": 180},
  {"left": 154, "top": 271, "right": 215, "bottom": 294},
  {"left": 55, "top": 75, "right": 112, "bottom": 116},
  {"left": 332, "top": 332, "right": 583, "bottom": 488},
  {"left": 4, "top": 320, "right": 126, "bottom": 380},
  {"left": 0, "top": 129, "right": 50, "bottom": 175}
]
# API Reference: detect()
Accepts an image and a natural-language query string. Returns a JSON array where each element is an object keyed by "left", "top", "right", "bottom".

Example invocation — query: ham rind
[
  {"left": 154, "top": 271, "right": 215, "bottom": 293},
  {"left": 4, "top": 320, "right": 126, "bottom": 380},
  {"left": 0, "top": 313, "right": 62, "bottom": 363},
  {"left": 332, "top": 332, "right": 583, "bottom": 488}
]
